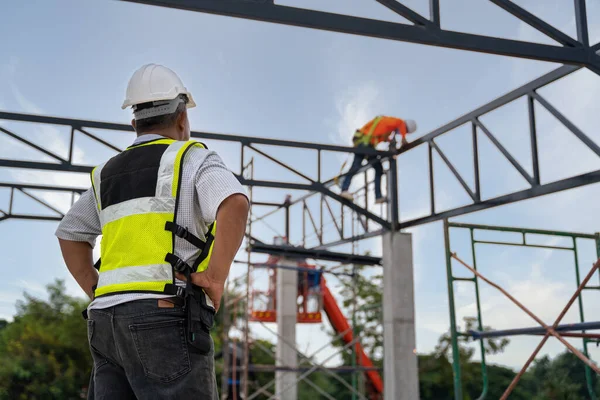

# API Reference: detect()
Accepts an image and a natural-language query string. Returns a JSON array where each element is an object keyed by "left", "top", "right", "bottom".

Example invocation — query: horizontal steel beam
[
  {"left": 490, "top": 0, "right": 580, "bottom": 47},
  {"left": 448, "top": 221, "right": 597, "bottom": 239},
  {"left": 249, "top": 242, "right": 382, "bottom": 265},
  {"left": 469, "top": 321, "right": 600, "bottom": 339},
  {"left": 239, "top": 178, "right": 390, "bottom": 229},
  {"left": 121, "top": 0, "right": 590, "bottom": 65},
  {"left": 0, "top": 159, "right": 93, "bottom": 173},
  {"left": 402, "top": 64, "right": 580, "bottom": 152},
  {"left": 0, "top": 111, "right": 392, "bottom": 156},
  {"left": 0, "top": 182, "right": 86, "bottom": 193},
  {"left": 0, "top": 160, "right": 390, "bottom": 228},
  {"left": 313, "top": 229, "right": 385, "bottom": 250},
  {"left": 400, "top": 169, "right": 600, "bottom": 229},
  {"left": 0, "top": 214, "right": 63, "bottom": 222},
  {"left": 246, "top": 365, "right": 382, "bottom": 373}
]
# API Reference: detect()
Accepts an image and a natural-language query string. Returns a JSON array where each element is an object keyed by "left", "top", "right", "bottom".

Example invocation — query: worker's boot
[{"left": 340, "top": 191, "right": 353, "bottom": 201}]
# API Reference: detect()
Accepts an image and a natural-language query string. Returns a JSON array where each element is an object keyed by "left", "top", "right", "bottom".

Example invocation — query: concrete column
[
  {"left": 276, "top": 259, "right": 297, "bottom": 400},
  {"left": 382, "top": 231, "right": 420, "bottom": 400}
]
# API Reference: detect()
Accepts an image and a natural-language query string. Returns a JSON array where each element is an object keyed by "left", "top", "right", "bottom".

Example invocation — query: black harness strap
[
  {"left": 165, "top": 221, "right": 206, "bottom": 249},
  {"left": 192, "top": 222, "right": 215, "bottom": 270}
]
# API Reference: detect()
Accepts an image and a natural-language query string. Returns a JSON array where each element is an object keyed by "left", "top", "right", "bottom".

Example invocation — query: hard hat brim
[{"left": 122, "top": 93, "right": 196, "bottom": 110}]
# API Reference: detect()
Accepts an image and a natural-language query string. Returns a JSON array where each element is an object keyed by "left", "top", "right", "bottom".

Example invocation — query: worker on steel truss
[
  {"left": 340, "top": 116, "right": 417, "bottom": 204},
  {"left": 56, "top": 63, "right": 249, "bottom": 399}
]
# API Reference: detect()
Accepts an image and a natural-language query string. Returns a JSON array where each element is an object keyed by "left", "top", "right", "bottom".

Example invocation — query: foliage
[
  {"left": 434, "top": 317, "right": 510, "bottom": 360},
  {"left": 0, "top": 280, "right": 91, "bottom": 400},
  {"left": 1, "top": 277, "right": 599, "bottom": 400},
  {"left": 334, "top": 264, "right": 383, "bottom": 359}
]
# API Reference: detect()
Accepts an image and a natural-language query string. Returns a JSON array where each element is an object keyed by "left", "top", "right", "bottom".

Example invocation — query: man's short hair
[{"left": 134, "top": 97, "right": 187, "bottom": 134}]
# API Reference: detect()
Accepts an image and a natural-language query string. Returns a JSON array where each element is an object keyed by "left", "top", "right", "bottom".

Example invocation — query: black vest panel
[{"left": 100, "top": 142, "right": 169, "bottom": 209}]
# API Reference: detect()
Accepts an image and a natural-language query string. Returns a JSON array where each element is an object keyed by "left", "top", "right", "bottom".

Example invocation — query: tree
[
  {"left": 334, "top": 264, "right": 383, "bottom": 359},
  {"left": 0, "top": 279, "right": 91, "bottom": 400},
  {"left": 528, "top": 352, "right": 599, "bottom": 399}
]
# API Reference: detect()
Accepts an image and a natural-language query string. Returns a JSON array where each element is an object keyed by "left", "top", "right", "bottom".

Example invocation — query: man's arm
[
  {"left": 205, "top": 194, "right": 249, "bottom": 285},
  {"left": 58, "top": 239, "right": 97, "bottom": 299},
  {"left": 187, "top": 194, "right": 248, "bottom": 311},
  {"left": 55, "top": 189, "right": 102, "bottom": 300},
  {"left": 186, "top": 151, "right": 250, "bottom": 311}
]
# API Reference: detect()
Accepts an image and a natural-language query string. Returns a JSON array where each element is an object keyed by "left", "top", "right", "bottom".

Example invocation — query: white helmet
[
  {"left": 122, "top": 64, "right": 196, "bottom": 110},
  {"left": 405, "top": 119, "right": 417, "bottom": 133}
]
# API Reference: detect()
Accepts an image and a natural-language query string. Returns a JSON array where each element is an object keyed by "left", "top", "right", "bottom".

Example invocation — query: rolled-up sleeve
[
  {"left": 195, "top": 153, "right": 248, "bottom": 224},
  {"left": 55, "top": 189, "right": 102, "bottom": 248}
]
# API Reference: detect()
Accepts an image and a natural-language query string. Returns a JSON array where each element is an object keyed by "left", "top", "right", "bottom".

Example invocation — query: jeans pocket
[{"left": 129, "top": 319, "right": 191, "bottom": 382}]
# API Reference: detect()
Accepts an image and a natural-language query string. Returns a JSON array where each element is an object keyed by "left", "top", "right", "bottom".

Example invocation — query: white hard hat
[
  {"left": 122, "top": 64, "right": 196, "bottom": 110},
  {"left": 405, "top": 119, "right": 417, "bottom": 133}
]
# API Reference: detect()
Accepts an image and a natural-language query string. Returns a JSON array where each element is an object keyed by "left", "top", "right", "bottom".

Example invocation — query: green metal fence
[{"left": 443, "top": 219, "right": 600, "bottom": 399}]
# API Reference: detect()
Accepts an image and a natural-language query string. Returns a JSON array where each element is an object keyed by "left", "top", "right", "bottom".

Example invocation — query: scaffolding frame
[
  {"left": 222, "top": 257, "right": 380, "bottom": 400},
  {"left": 234, "top": 177, "right": 382, "bottom": 399},
  {"left": 444, "top": 220, "right": 600, "bottom": 399}
]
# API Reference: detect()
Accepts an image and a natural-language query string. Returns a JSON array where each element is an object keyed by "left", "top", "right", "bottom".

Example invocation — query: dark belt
[{"left": 81, "top": 296, "right": 186, "bottom": 320}]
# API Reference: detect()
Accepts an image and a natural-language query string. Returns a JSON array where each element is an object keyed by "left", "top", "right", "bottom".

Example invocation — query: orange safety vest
[{"left": 353, "top": 116, "right": 408, "bottom": 146}]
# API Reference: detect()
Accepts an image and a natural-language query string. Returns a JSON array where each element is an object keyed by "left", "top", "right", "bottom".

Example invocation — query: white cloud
[
  {"left": 1, "top": 61, "right": 89, "bottom": 210},
  {"left": 331, "top": 82, "right": 381, "bottom": 149}
]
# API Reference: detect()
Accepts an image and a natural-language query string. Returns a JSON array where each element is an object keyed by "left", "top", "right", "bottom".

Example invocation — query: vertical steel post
[
  {"left": 470, "top": 228, "right": 488, "bottom": 400},
  {"left": 285, "top": 201, "right": 291, "bottom": 243},
  {"left": 574, "top": 0, "right": 589, "bottom": 47},
  {"left": 472, "top": 122, "right": 481, "bottom": 201},
  {"left": 351, "top": 263, "right": 358, "bottom": 400},
  {"left": 302, "top": 202, "right": 306, "bottom": 246},
  {"left": 341, "top": 203, "right": 345, "bottom": 239},
  {"left": 428, "top": 142, "right": 435, "bottom": 215},
  {"left": 389, "top": 158, "right": 399, "bottom": 230},
  {"left": 444, "top": 219, "right": 463, "bottom": 400},
  {"left": 573, "top": 238, "right": 597, "bottom": 400},
  {"left": 430, "top": 0, "right": 440, "bottom": 27},
  {"left": 243, "top": 159, "right": 254, "bottom": 400},
  {"left": 69, "top": 127, "right": 75, "bottom": 163},
  {"left": 528, "top": 94, "right": 541, "bottom": 185},
  {"left": 9, "top": 188, "right": 14, "bottom": 214},
  {"left": 320, "top": 194, "right": 324, "bottom": 244},
  {"left": 364, "top": 171, "right": 369, "bottom": 231},
  {"left": 317, "top": 149, "right": 322, "bottom": 183},
  {"left": 596, "top": 233, "right": 600, "bottom": 286},
  {"left": 240, "top": 144, "right": 244, "bottom": 177}
]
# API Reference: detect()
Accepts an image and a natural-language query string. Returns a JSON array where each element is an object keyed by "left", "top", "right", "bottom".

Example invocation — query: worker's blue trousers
[
  {"left": 340, "top": 143, "right": 384, "bottom": 199},
  {"left": 86, "top": 299, "right": 218, "bottom": 399}
]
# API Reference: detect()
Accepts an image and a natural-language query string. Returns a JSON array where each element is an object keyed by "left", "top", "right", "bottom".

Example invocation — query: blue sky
[{"left": 1, "top": 0, "right": 600, "bottom": 373}]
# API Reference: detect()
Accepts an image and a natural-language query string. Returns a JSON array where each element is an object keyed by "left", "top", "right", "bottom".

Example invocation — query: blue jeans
[
  {"left": 340, "top": 143, "right": 384, "bottom": 199},
  {"left": 86, "top": 299, "right": 218, "bottom": 399}
]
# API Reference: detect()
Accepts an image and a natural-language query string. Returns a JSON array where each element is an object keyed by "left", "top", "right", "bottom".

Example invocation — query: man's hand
[{"left": 176, "top": 271, "right": 225, "bottom": 312}]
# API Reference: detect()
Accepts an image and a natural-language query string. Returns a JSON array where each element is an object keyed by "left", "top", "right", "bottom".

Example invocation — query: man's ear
[
  {"left": 177, "top": 110, "right": 187, "bottom": 132},
  {"left": 131, "top": 119, "right": 136, "bottom": 131},
  {"left": 177, "top": 110, "right": 191, "bottom": 141}
]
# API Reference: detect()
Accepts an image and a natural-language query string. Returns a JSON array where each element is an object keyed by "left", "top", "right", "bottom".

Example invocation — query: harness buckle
[
  {"left": 175, "top": 225, "right": 188, "bottom": 239},
  {"left": 173, "top": 258, "right": 188, "bottom": 273}
]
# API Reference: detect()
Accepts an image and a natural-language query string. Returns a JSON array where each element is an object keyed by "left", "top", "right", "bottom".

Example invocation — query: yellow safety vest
[
  {"left": 90, "top": 138, "right": 217, "bottom": 298},
  {"left": 353, "top": 116, "right": 383, "bottom": 146}
]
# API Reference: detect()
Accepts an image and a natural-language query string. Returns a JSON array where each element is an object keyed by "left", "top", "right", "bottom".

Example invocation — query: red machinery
[
  {"left": 248, "top": 255, "right": 383, "bottom": 397},
  {"left": 250, "top": 255, "right": 322, "bottom": 323}
]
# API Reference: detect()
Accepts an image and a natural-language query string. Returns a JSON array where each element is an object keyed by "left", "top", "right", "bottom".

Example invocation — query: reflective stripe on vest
[
  {"left": 353, "top": 116, "right": 382, "bottom": 146},
  {"left": 90, "top": 139, "right": 215, "bottom": 298}
]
